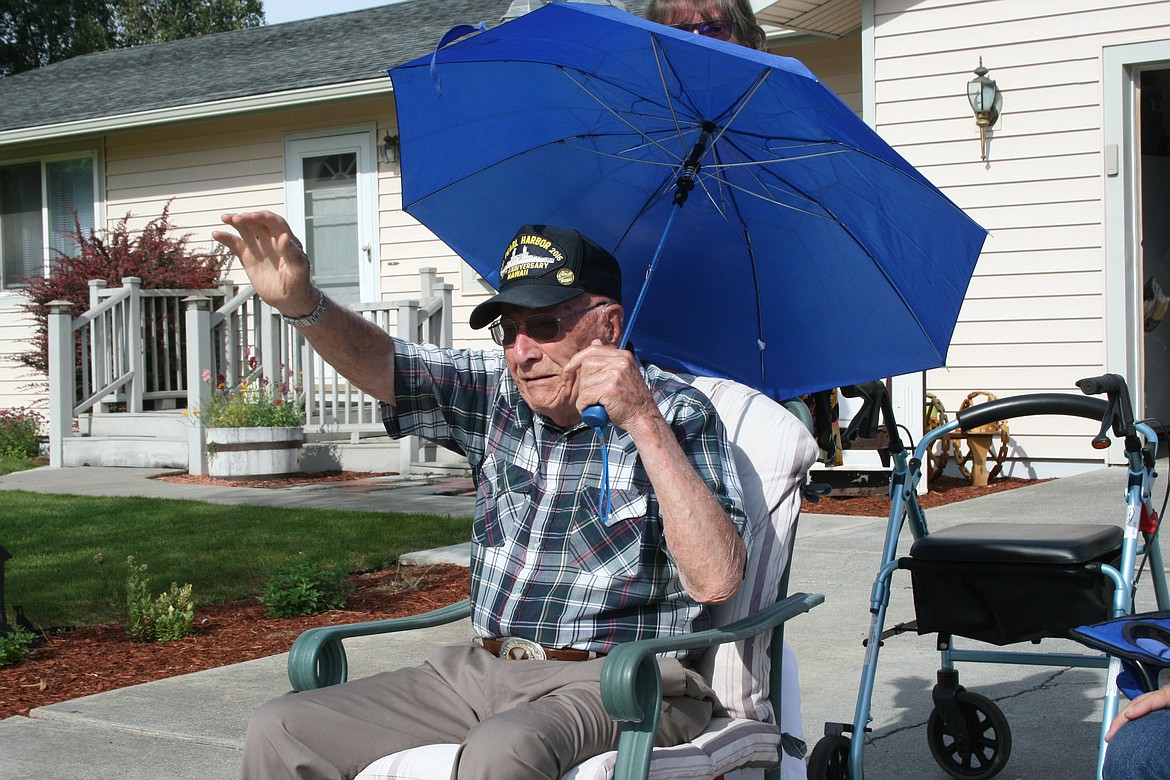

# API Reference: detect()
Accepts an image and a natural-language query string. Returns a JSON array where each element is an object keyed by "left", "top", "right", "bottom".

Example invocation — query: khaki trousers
[{"left": 241, "top": 639, "right": 716, "bottom": 780}]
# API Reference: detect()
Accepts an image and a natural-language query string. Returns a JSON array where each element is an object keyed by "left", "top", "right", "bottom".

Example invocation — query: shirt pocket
[
  {"left": 475, "top": 458, "right": 533, "bottom": 548},
  {"left": 568, "top": 489, "right": 649, "bottom": 577}
]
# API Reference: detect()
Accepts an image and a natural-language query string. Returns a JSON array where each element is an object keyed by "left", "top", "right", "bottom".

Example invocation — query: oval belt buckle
[{"left": 498, "top": 637, "right": 547, "bottom": 660}]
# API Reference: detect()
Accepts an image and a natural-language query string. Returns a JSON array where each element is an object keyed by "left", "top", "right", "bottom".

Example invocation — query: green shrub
[
  {"left": 17, "top": 203, "right": 227, "bottom": 378},
  {"left": 125, "top": 556, "right": 195, "bottom": 643},
  {"left": 259, "top": 559, "right": 353, "bottom": 618},
  {"left": 0, "top": 407, "right": 43, "bottom": 458},
  {"left": 0, "top": 626, "right": 36, "bottom": 668}
]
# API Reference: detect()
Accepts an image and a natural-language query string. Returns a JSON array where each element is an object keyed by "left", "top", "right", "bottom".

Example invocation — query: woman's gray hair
[{"left": 645, "top": 0, "right": 768, "bottom": 51}]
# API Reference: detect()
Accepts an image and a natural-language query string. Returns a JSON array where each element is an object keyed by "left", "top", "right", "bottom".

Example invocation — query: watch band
[{"left": 281, "top": 288, "right": 327, "bottom": 328}]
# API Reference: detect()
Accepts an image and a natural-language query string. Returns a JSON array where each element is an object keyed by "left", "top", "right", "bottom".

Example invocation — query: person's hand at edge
[{"left": 1106, "top": 684, "right": 1170, "bottom": 741}]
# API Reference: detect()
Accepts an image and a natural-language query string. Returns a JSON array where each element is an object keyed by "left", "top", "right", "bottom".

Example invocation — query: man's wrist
[{"left": 282, "top": 287, "right": 327, "bottom": 328}]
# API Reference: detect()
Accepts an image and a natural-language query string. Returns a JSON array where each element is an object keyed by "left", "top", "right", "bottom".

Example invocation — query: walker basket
[{"left": 902, "top": 522, "right": 1122, "bottom": 646}]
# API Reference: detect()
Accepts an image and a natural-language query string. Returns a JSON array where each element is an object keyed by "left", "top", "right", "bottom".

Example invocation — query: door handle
[{"left": 362, "top": 243, "right": 373, "bottom": 263}]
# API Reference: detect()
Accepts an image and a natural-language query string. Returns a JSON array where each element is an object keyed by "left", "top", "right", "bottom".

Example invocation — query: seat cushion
[
  {"left": 356, "top": 743, "right": 461, "bottom": 780},
  {"left": 689, "top": 377, "right": 818, "bottom": 722},
  {"left": 357, "top": 718, "right": 781, "bottom": 780},
  {"left": 909, "top": 522, "right": 1122, "bottom": 564}
]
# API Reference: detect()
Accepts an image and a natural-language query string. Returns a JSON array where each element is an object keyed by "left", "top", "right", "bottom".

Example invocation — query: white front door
[
  {"left": 285, "top": 130, "right": 379, "bottom": 306},
  {"left": 1105, "top": 41, "right": 1170, "bottom": 460}
]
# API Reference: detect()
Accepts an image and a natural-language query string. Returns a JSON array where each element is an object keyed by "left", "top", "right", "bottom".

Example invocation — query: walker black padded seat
[{"left": 901, "top": 522, "right": 1123, "bottom": 646}]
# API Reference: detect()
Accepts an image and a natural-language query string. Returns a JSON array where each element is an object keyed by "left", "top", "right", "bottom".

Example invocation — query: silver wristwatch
[{"left": 281, "top": 288, "right": 327, "bottom": 328}]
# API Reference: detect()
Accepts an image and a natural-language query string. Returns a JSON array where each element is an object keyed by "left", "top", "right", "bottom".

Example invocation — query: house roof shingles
[{"left": 0, "top": 0, "right": 522, "bottom": 134}]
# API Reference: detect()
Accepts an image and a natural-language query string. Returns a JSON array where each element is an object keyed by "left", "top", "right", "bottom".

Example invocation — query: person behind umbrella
[
  {"left": 212, "top": 213, "right": 749, "bottom": 780},
  {"left": 647, "top": 0, "right": 852, "bottom": 470},
  {"left": 645, "top": 0, "right": 767, "bottom": 51}
]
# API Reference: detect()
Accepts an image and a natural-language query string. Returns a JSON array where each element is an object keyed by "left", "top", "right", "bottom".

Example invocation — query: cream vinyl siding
[
  {"left": 376, "top": 167, "right": 494, "bottom": 348},
  {"left": 104, "top": 97, "right": 488, "bottom": 346},
  {"left": 872, "top": 0, "right": 1170, "bottom": 465},
  {"left": 0, "top": 307, "right": 40, "bottom": 411}
]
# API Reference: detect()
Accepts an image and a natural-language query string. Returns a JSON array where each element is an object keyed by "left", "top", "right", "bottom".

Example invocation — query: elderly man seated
[{"left": 214, "top": 215, "right": 752, "bottom": 780}]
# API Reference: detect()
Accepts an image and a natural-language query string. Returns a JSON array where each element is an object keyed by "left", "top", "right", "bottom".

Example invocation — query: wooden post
[
  {"left": 185, "top": 296, "right": 212, "bottom": 476},
  {"left": 438, "top": 282, "right": 453, "bottom": 348},
  {"left": 420, "top": 267, "right": 437, "bottom": 302},
  {"left": 967, "top": 434, "right": 992, "bottom": 487},
  {"left": 259, "top": 299, "right": 281, "bottom": 390},
  {"left": 88, "top": 279, "right": 107, "bottom": 412},
  {"left": 397, "top": 300, "right": 421, "bottom": 475},
  {"left": 124, "top": 277, "right": 144, "bottom": 413},
  {"left": 47, "top": 300, "right": 74, "bottom": 468}
]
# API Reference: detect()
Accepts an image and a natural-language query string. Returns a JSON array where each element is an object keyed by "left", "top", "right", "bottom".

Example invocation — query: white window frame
[{"left": 0, "top": 149, "right": 103, "bottom": 298}]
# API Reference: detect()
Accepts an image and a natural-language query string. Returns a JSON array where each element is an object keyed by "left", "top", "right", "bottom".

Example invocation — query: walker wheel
[
  {"left": 808, "top": 734, "right": 852, "bottom": 780},
  {"left": 926, "top": 691, "right": 1012, "bottom": 779}
]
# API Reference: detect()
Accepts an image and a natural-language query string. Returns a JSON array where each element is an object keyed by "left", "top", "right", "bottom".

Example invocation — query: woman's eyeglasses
[
  {"left": 671, "top": 19, "right": 734, "bottom": 41},
  {"left": 490, "top": 302, "right": 609, "bottom": 347}
]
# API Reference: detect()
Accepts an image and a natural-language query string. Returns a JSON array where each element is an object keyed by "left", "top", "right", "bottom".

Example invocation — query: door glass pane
[
  {"left": 303, "top": 153, "right": 359, "bottom": 306},
  {"left": 46, "top": 157, "right": 95, "bottom": 262},
  {"left": 0, "top": 162, "right": 45, "bottom": 290}
]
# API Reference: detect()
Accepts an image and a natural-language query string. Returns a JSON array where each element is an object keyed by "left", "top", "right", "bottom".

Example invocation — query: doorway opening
[{"left": 1140, "top": 68, "right": 1170, "bottom": 451}]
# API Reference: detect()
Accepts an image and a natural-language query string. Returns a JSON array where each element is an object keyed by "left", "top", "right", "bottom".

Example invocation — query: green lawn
[
  {"left": 2, "top": 490, "right": 472, "bottom": 629},
  {"left": 0, "top": 455, "right": 41, "bottom": 477}
]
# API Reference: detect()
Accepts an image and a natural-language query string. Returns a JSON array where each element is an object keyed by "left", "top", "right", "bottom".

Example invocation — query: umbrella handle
[
  {"left": 578, "top": 129, "right": 708, "bottom": 436},
  {"left": 581, "top": 404, "right": 610, "bottom": 429}
]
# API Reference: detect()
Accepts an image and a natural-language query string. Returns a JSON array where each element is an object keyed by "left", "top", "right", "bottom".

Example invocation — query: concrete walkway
[{"left": 0, "top": 465, "right": 1164, "bottom": 779}]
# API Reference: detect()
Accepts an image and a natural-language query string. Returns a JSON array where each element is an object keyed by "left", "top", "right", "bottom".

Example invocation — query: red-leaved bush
[{"left": 17, "top": 204, "right": 227, "bottom": 376}]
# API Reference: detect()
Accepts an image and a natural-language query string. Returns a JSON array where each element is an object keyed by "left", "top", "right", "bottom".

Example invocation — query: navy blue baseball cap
[{"left": 469, "top": 224, "right": 622, "bottom": 329}]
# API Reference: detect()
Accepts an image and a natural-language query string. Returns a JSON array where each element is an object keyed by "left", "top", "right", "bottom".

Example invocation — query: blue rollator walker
[{"left": 808, "top": 374, "right": 1170, "bottom": 780}]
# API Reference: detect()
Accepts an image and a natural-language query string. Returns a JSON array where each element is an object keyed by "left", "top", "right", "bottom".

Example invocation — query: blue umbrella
[{"left": 388, "top": 1, "right": 986, "bottom": 402}]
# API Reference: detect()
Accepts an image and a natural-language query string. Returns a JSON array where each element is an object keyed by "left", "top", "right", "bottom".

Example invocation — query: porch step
[
  {"left": 58, "top": 422, "right": 469, "bottom": 474},
  {"left": 81, "top": 412, "right": 189, "bottom": 440},
  {"left": 62, "top": 436, "right": 189, "bottom": 469}
]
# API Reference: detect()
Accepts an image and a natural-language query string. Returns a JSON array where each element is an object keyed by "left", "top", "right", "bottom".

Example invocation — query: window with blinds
[{"left": 0, "top": 155, "right": 96, "bottom": 290}]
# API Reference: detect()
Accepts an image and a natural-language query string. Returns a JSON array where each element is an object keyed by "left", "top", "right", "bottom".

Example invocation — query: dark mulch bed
[{"left": 1, "top": 564, "right": 469, "bottom": 720}]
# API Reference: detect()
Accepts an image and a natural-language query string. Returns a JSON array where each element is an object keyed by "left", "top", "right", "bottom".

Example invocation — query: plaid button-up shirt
[{"left": 382, "top": 339, "right": 747, "bottom": 655}]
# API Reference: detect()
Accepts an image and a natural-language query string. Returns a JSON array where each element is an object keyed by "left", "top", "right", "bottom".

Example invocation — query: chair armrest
[
  {"left": 287, "top": 598, "right": 472, "bottom": 691},
  {"left": 600, "top": 592, "right": 823, "bottom": 780}
]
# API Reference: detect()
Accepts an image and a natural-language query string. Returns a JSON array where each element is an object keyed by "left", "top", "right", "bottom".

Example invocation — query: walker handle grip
[
  {"left": 956, "top": 393, "right": 1107, "bottom": 431},
  {"left": 1076, "top": 373, "right": 1138, "bottom": 448},
  {"left": 1075, "top": 373, "right": 1125, "bottom": 397}
]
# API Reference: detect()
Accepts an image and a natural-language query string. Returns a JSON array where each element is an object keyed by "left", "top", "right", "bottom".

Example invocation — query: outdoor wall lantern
[
  {"left": 380, "top": 133, "right": 400, "bottom": 165},
  {"left": 967, "top": 58, "right": 1000, "bottom": 161}
]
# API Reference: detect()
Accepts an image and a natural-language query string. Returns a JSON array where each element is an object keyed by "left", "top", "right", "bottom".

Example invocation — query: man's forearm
[
  {"left": 293, "top": 295, "right": 398, "bottom": 405},
  {"left": 626, "top": 415, "right": 746, "bottom": 604}
]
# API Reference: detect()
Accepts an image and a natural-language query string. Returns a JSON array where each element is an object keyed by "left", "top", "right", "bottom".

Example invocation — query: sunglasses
[
  {"left": 490, "top": 302, "right": 609, "bottom": 347},
  {"left": 671, "top": 19, "right": 734, "bottom": 41}
]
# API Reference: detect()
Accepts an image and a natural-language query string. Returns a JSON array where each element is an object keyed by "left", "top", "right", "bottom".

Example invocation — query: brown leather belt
[{"left": 480, "top": 637, "right": 600, "bottom": 662}]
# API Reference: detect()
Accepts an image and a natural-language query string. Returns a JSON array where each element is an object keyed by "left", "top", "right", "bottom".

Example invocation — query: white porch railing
[{"left": 48, "top": 269, "right": 454, "bottom": 475}]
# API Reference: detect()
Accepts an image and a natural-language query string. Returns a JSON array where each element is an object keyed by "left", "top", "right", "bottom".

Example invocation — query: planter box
[{"left": 206, "top": 427, "right": 304, "bottom": 478}]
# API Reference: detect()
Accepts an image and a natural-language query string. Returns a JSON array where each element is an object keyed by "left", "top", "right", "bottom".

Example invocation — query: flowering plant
[
  {"left": 0, "top": 406, "right": 44, "bottom": 458},
  {"left": 187, "top": 354, "right": 304, "bottom": 428}
]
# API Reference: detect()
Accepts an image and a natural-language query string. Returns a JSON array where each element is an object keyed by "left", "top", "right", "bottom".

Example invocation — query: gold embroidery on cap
[{"left": 557, "top": 269, "right": 575, "bottom": 286}]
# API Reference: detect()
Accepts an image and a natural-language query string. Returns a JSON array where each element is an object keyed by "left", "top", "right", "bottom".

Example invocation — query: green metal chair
[{"left": 287, "top": 378, "right": 823, "bottom": 780}]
